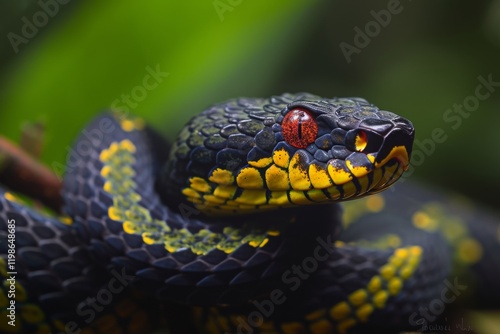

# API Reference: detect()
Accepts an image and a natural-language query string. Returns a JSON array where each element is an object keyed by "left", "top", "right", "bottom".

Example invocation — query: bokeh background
[
  {"left": 1, "top": 1, "right": 500, "bottom": 333},
  {"left": 0, "top": 1, "right": 499, "bottom": 207}
]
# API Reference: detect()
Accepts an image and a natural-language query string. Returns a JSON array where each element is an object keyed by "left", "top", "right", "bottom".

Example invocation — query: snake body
[{"left": 1, "top": 93, "right": 499, "bottom": 333}]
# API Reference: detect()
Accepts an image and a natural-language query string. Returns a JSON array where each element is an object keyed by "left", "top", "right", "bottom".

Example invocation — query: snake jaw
[
  {"left": 165, "top": 94, "right": 415, "bottom": 214},
  {"left": 373, "top": 146, "right": 410, "bottom": 171},
  {"left": 372, "top": 128, "right": 414, "bottom": 171}
]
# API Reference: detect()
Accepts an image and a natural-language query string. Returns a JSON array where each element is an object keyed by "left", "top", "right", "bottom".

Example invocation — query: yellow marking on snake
[
  {"left": 99, "top": 165, "right": 112, "bottom": 177},
  {"left": 345, "top": 160, "right": 372, "bottom": 178},
  {"left": 4, "top": 192, "right": 21, "bottom": 204},
  {"left": 281, "top": 322, "right": 305, "bottom": 333},
  {"left": 371, "top": 163, "right": 398, "bottom": 190},
  {"left": 338, "top": 318, "right": 356, "bottom": 334},
  {"left": 308, "top": 163, "right": 333, "bottom": 189},
  {"left": 348, "top": 289, "right": 367, "bottom": 306},
  {"left": 197, "top": 242, "right": 415, "bottom": 334},
  {"left": 367, "top": 276, "right": 382, "bottom": 293},
  {"left": 180, "top": 145, "right": 404, "bottom": 215},
  {"left": 289, "top": 153, "right": 312, "bottom": 190},
  {"left": 330, "top": 301, "right": 351, "bottom": 320},
  {"left": 267, "top": 191, "right": 288, "bottom": 205},
  {"left": 307, "top": 189, "right": 329, "bottom": 202},
  {"left": 380, "top": 263, "right": 396, "bottom": 280},
  {"left": 367, "top": 167, "right": 383, "bottom": 192},
  {"left": 412, "top": 202, "right": 483, "bottom": 267},
  {"left": 236, "top": 167, "right": 264, "bottom": 189},
  {"left": 366, "top": 194, "right": 384, "bottom": 212},
  {"left": 356, "top": 175, "right": 370, "bottom": 195},
  {"left": 310, "top": 319, "right": 334, "bottom": 333},
  {"left": 189, "top": 177, "right": 212, "bottom": 193},
  {"left": 388, "top": 277, "right": 403, "bottom": 295},
  {"left": 457, "top": 238, "right": 482, "bottom": 263},
  {"left": 213, "top": 185, "right": 237, "bottom": 199},
  {"left": 327, "top": 163, "right": 352, "bottom": 185},
  {"left": 365, "top": 154, "right": 376, "bottom": 164},
  {"left": 0, "top": 258, "right": 7, "bottom": 278},
  {"left": 355, "top": 133, "right": 367, "bottom": 151},
  {"left": 272, "top": 147, "right": 291, "bottom": 168},
  {"left": 374, "top": 145, "right": 410, "bottom": 169},
  {"left": 412, "top": 211, "right": 438, "bottom": 231},
  {"left": 289, "top": 190, "right": 311, "bottom": 205},
  {"left": 323, "top": 245, "right": 422, "bottom": 333},
  {"left": 182, "top": 187, "right": 201, "bottom": 199},
  {"left": 356, "top": 304, "right": 374, "bottom": 322},
  {"left": 120, "top": 116, "right": 145, "bottom": 132},
  {"left": 339, "top": 182, "right": 357, "bottom": 200},
  {"left": 344, "top": 193, "right": 387, "bottom": 232},
  {"left": 372, "top": 290, "right": 389, "bottom": 308},
  {"left": 234, "top": 189, "right": 267, "bottom": 205},
  {"left": 248, "top": 156, "right": 273, "bottom": 168},
  {"left": 60, "top": 216, "right": 73, "bottom": 226},
  {"left": 209, "top": 168, "right": 234, "bottom": 185},
  {"left": 348, "top": 234, "right": 402, "bottom": 251},
  {"left": 325, "top": 186, "right": 341, "bottom": 201},
  {"left": 305, "top": 309, "right": 326, "bottom": 321},
  {"left": 100, "top": 140, "right": 275, "bottom": 255},
  {"left": 265, "top": 164, "right": 290, "bottom": 190},
  {"left": 1, "top": 260, "right": 50, "bottom": 333}
]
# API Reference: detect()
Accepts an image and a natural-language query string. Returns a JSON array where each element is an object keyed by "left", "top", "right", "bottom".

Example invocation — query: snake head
[{"left": 162, "top": 93, "right": 414, "bottom": 215}]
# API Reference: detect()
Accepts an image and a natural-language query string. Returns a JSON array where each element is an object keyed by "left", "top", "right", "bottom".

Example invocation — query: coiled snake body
[{"left": 1, "top": 93, "right": 499, "bottom": 333}]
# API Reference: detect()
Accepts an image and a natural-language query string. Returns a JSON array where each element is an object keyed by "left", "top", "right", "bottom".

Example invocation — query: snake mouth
[
  {"left": 371, "top": 128, "right": 412, "bottom": 171},
  {"left": 179, "top": 125, "right": 414, "bottom": 214},
  {"left": 294, "top": 126, "right": 414, "bottom": 201}
]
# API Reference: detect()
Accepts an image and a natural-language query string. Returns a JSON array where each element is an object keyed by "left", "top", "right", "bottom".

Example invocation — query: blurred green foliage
[{"left": 0, "top": 0, "right": 499, "bottom": 210}]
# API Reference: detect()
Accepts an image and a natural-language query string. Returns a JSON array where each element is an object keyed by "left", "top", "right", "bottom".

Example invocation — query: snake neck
[{"left": 59, "top": 111, "right": 350, "bottom": 305}]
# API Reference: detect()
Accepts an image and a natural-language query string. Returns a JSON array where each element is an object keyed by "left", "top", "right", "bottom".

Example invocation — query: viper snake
[{"left": 1, "top": 93, "right": 499, "bottom": 333}]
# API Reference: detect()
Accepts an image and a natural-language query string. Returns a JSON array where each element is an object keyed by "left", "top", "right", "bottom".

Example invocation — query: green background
[
  {"left": 1, "top": 1, "right": 500, "bottom": 332},
  {"left": 0, "top": 0, "right": 499, "bottom": 212}
]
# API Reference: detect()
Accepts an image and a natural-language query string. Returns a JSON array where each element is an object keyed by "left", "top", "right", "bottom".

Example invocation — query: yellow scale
[
  {"left": 0, "top": 256, "right": 50, "bottom": 333},
  {"left": 99, "top": 138, "right": 277, "bottom": 256},
  {"left": 200, "top": 245, "right": 423, "bottom": 334},
  {"left": 411, "top": 203, "right": 483, "bottom": 266},
  {"left": 181, "top": 146, "right": 399, "bottom": 215}
]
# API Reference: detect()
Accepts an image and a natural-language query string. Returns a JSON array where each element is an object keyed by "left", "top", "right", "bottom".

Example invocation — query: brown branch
[{"left": 0, "top": 136, "right": 62, "bottom": 212}]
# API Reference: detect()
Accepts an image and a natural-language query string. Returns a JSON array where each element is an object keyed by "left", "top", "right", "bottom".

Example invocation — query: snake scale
[{"left": 1, "top": 93, "right": 500, "bottom": 333}]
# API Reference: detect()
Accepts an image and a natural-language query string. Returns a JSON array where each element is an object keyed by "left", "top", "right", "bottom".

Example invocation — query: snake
[{"left": 1, "top": 92, "right": 500, "bottom": 334}]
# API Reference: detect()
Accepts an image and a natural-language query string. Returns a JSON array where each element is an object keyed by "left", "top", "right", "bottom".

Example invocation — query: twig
[{"left": 0, "top": 135, "right": 62, "bottom": 212}]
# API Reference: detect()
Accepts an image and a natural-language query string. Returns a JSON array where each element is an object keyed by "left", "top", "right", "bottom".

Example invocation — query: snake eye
[{"left": 282, "top": 108, "right": 318, "bottom": 148}]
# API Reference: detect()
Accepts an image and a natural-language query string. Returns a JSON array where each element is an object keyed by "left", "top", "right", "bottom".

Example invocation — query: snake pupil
[{"left": 282, "top": 108, "right": 318, "bottom": 148}]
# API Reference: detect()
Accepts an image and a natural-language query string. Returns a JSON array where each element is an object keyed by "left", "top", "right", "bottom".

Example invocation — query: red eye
[{"left": 282, "top": 108, "right": 318, "bottom": 148}]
